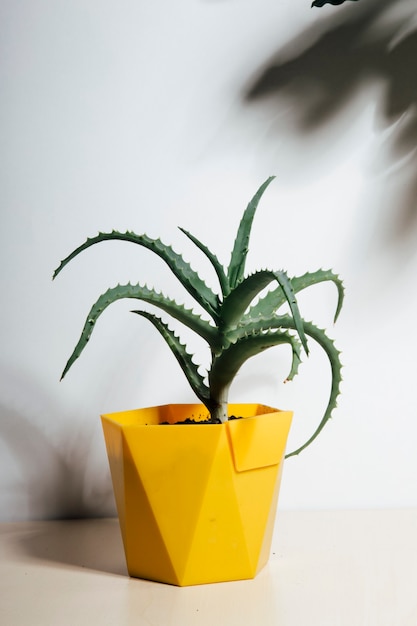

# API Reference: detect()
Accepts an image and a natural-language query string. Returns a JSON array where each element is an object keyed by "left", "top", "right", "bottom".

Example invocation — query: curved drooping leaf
[
  {"left": 247, "top": 269, "right": 344, "bottom": 323},
  {"left": 221, "top": 269, "right": 309, "bottom": 355},
  {"left": 280, "top": 318, "right": 343, "bottom": 458},
  {"left": 231, "top": 313, "right": 342, "bottom": 457},
  {"left": 273, "top": 270, "right": 309, "bottom": 354},
  {"left": 209, "top": 329, "right": 301, "bottom": 402},
  {"left": 227, "top": 176, "right": 275, "bottom": 289},
  {"left": 292, "top": 270, "right": 344, "bottom": 322},
  {"left": 53, "top": 231, "right": 219, "bottom": 321},
  {"left": 131, "top": 310, "right": 211, "bottom": 407},
  {"left": 60, "top": 283, "right": 218, "bottom": 379},
  {"left": 225, "top": 314, "right": 303, "bottom": 379},
  {"left": 178, "top": 227, "right": 229, "bottom": 297}
]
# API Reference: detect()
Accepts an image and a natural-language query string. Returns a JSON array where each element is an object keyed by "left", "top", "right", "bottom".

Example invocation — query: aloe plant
[{"left": 54, "top": 177, "right": 343, "bottom": 456}]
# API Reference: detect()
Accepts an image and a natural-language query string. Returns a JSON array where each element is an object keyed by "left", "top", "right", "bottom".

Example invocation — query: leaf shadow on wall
[
  {"left": 0, "top": 369, "right": 115, "bottom": 521},
  {"left": 0, "top": 403, "right": 89, "bottom": 520},
  {"left": 245, "top": 0, "right": 417, "bottom": 257}
]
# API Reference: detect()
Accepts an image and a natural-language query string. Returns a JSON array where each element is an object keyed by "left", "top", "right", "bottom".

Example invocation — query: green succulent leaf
[
  {"left": 132, "top": 310, "right": 210, "bottom": 407},
  {"left": 232, "top": 313, "right": 342, "bottom": 456},
  {"left": 273, "top": 270, "right": 309, "bottom": 354},
  {"left": 221, "top": 270, "right": 277, "bottom": 328},
  {"left": 59, "top": 283, "right": 220, "bottom": 380},
  {"left": 226, "top": 314, "right": 304, "bottom": 379},
  {"left": 53, "top": 231, "right": 219, "bottom": 322},
  {"left": 248, "top": 269, "right": 344, "bottom": 322},
  {"left": 178, "top": 227, "right": 229, "bottom": 297},
  {"left": 227, "top": 176, "right": 275, "bottom": 289},
  {"left": 209, "top": 329, "right": 301, "bottom": 401},
  {"left": 280, "top": 318, "right": 343, "bottom": 458},
  {"left": 221, "top": 269, "right": 309, "bottom": 356}
]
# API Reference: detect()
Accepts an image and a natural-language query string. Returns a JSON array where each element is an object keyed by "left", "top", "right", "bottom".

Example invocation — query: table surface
[{"left": 1, "top": 509, "right": 416, "bottom": 626}]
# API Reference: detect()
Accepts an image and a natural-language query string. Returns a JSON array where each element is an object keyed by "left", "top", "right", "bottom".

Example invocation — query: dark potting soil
[{"left": 160, "top": 416, "right": 242, "bottom": 425}]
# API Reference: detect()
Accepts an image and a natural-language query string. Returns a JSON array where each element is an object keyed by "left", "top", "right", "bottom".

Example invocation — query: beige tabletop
[{"left": 1, "top": 509, "right": 416, "bottom": 626}]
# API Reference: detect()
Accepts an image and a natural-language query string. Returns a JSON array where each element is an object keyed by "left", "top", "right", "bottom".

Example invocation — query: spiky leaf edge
[
  {"left": 227, "top": 176, "right": 275, "bottom": 289},
  {"left": 247, "top": 269, "right": 344, "bottom": 323},
  {"left": 282, "top": 318, "right": 343, "bottom": 458},
  {"left": 221, "top": 269, "right": 309, "bottom": 355},
  {"left": 232, "top": 314, "right": 342, "bottom": 456},
  {"left": 132, "top": 310, "right": 211, "bottom": 408},
  {"left": 209, "top": 330, "right": 302, "bottom": 403},
  {"left": 179, "top": 227, "right": 230, "bottom": 297},
  {"left": 53, "top": 231, "right": 220, "bottom": 322},
  {"left": 60, "top": 283, "right": 218, "bottom": 380}
]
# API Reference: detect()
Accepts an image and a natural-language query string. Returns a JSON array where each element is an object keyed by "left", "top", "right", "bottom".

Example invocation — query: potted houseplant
[{"left": 54, "top": 176, "right": 343, "bottom": 586}]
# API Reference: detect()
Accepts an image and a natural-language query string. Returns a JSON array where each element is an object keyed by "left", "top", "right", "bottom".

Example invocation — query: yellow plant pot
[{"left": 101, "top": 403, "right": 292, "bottom": 586}]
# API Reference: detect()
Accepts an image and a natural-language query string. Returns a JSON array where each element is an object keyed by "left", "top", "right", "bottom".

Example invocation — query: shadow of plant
[
  {"left": 0, "top": 404, "right": 90, "bottom": 519},
  {"left": 0, "top": 368, "right": 115, "bottom": 521},
  {"left": 246, "top": 0, "right": 417, "bottom": 248},
  {"left": 14, "top": 518, "right": 127, "bottom": 577}
]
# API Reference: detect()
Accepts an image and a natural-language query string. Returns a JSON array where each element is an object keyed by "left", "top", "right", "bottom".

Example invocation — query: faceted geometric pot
[{"left": 101, "top": 403, "right": 292, "bottom": 586}]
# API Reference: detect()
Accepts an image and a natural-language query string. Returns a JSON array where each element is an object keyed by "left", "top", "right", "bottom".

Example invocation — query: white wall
[{"left": 1, "top": 0, "right": 417, "bottom": 521}]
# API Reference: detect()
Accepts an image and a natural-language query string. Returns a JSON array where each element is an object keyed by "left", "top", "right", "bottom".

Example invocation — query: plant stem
[{"left": 209, "top": 386, "right": 230, "bottom": 423}]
